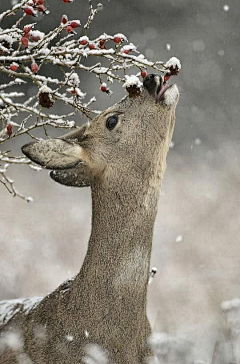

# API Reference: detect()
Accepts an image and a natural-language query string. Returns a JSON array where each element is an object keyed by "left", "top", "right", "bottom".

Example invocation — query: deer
[{"left": 0, "top": 74, "right": 179, "bottom": 364}]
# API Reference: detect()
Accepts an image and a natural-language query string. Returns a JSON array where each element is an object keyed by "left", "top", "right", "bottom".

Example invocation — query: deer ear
[
  {"left": 22, "top": 139, "right": 84, "bottom": 170},
  {"left": 50, "top": 167, "right": 90, "bottom": 187}
]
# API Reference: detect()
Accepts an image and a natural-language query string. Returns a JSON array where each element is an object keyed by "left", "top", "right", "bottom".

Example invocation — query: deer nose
[{"left": 143, "top": 74, "right": 163, "bottom": 96}]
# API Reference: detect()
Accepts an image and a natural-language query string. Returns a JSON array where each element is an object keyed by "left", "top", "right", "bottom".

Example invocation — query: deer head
[{"left": 22, "top": 75, "right": 179, "bottom": 191}]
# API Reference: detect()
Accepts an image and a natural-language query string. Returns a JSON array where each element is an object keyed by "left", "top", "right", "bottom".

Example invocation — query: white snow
[
  {"left": 0, "top": 297, "right": 42, "bottom": 325},
  {"left": 221, "top": 298, "right": 240, "bottom": 311},
  {"left": 38, "top": 85, "right": 52, "bottom": 94},
  {"left": 67, "top": 87, "right": 86, "bottom": 98},
  {"left": 66, "top": 72, "right": 80, "bottom": 87},
  {"left": 194, "top": 138, "right": 202, "bottom": 146},
  {"left": 176, "top": 235, "right": 183, "bottom": 243},
  {"left": 113, "top": 33, "right": 127, "bottom": 41},
  {"left": 66, "top": 335, "right": 74, "bottom": 342},
  {"left": 83, "top": 344, "right": 109, "bottom": 364},
  {"left": 123, "top": 75, "right": 142, "bottom": 88},
  {"left": 79, "top": 36, "right": 89, "bottom": 43},
  {"left": 0, "top": 34, "right": 14, "bottom": 46},
  {"left": 165, "top": 57, "right": 181, "bottom": 70},
  {"left": 223, "top": 4, "right": 230, "bottom": 11},
  {"left": 218, "top": 49, "right": 225, "bottom": 56},
  {"left": 30, "top": 30, "right": 44, "bottom": 40},
  {"left": 14, "top": 78, "right": 26, "bottom": 84},
  {"left": 121, "top": 43, "right": 137, "bottom": 53},
  {"left": 166, "top": 43, "right": 171, "bottom": 51}
]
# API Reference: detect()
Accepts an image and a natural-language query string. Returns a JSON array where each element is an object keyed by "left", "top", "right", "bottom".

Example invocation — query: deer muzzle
[{"left": 143, "top": 74, "right": 170, "bottom": 102}]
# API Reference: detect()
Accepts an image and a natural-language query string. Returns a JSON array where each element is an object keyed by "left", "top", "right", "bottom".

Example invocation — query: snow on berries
[
  {"left": 23, "top": 6, "right": 37, "bottom": 17},
  {"left": 121, "top": 43, "right": 137, "bottom": 55},
  {"left": 61, "top": 15, "right": 68, "bottom": 24},
  {"left": 100, "top": 83, "right": 107, "bottom": 92},
  {"left": 30, "top": 30, "right": 44, "bottom": 42},
  {"left": 23, "top": 24, "right": 33, "bottom": 35},
  {"left": 70, "top": 20, "right": 81, "bottom": 28},
  {"left": 10, "top": 63, "right": 19, "bottom": 72},
  {"left": 79, "top": 36, "right": 89, "bottom": 46},
  {"left": 113, "top": 33, "right": 127, "bottom": 44}
]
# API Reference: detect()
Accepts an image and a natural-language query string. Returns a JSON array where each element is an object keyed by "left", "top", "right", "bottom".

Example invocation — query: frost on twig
[{"left": 0, "top": 0, "right": 181, "bottom": 200}]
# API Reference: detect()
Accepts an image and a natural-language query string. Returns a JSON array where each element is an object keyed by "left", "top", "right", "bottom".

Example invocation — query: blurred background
[{"left": 0, "top": 0, "right": 239, "bottom": 361}]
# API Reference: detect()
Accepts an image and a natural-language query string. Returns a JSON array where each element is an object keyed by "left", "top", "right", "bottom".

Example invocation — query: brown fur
[{"left": 0, "top": 84, "right": 179, "bottom": 364}]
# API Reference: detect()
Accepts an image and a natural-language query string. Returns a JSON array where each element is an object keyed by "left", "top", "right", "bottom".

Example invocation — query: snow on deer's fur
[{"left": 0, "top": 75, "right": 179, "bottom": 363}]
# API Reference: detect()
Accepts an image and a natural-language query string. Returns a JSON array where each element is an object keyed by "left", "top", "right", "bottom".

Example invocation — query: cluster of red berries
[
  {"left": 61, "top": 15, "right": 81, "bottom": 34},
  {"left": 77, "top": 35, "right": 127, "bottom": 52},
  {"left": 21, "top": 24, "right": 41, "bottom": 48},
  {"left": 23, "top": 0, "right": 48, "bottom": 17}
]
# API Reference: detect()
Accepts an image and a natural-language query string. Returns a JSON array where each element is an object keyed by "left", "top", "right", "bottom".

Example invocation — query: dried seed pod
[
  {"left": 126, "top": 85, "right": 141, "bottom": 99},
  {"left": 38, "top": 85, "right": 54, "bottom": 108}
]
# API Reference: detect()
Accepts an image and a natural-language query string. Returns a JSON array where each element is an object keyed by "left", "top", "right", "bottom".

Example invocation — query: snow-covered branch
[{"left": 0, "top": 0, "right": 181, "bottom": 201}]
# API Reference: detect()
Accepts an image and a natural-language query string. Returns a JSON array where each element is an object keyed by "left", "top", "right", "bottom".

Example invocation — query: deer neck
[{"left": 75, "top": 167, "right": 163, "bottom": 311}]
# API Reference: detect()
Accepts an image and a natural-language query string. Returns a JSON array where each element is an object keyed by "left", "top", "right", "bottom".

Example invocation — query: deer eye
[{"left": 106, "top": 115, "right": 118, "bottom": 130}]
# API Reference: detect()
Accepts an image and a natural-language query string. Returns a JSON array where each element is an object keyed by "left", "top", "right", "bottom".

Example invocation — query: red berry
[
  {"left": 61, "top": 15, "right": 68, "bottom": 24},
  {"left": 101, "top": 84, "right": 107, "bottom": 92},
  {"left": 21, "top": 37, "right": 29, "bottom": 47},
  {"left": 62, "top": 0, "right": 73, "bottom": 3},
  {"left": 23, "top": 25, "right": 32, "bottom": 34},
  {"left": 10, "top": 63, "right": 19, "bottom": 72},
  {"left": 99, "top": 39, "right": 105, "bottom": 47},
  {"left": 123, "top": 49, "right": 130, "bottom": 54},
  {"left": 36, "top": 0, "right": 45, "bottom": 4},
  {"left": 141, "top": 70, "right": 147, "bottom": 78},
  {"left": 6, "top": 124, "right": 13, "bottom": 137},
  {"left": 66, "top": 25, "right": 74, "bottom": 33},
  {"left": 31, "top": 63, "right": 39, "bottom": 73},
  {"left": 89, "top": 43, "right": 95, "bottom": 50},
  {"left": 114, "top": 36, "right": 122, "bottom": 43},
  {"left": 70, "top": 20, "right": 80, "bottom": 28},
  {"left": 24, "top": 6, "right": 36, "bottom": 16},
  {"left": 80, "top": 40, "right": 88, "bottom": 45}
]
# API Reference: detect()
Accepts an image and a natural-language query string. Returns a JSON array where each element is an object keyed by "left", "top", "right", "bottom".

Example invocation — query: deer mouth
[
  {"left": 143, "top": 74, "right": 171, "bottom": 103},
  {"left": 156, "top": 81, "right": 170, "bottom": 102}
]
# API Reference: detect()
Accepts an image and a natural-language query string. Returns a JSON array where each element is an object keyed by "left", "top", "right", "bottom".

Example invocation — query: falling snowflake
[
  {"left": 194, "top": 138, "right": 202, "bottom": 146},
  {"left": 223, "top": 4, "right": 230, "bottom": 11},
  {"left": 175, "top": 235, "right": 183, "bottom": 243}
]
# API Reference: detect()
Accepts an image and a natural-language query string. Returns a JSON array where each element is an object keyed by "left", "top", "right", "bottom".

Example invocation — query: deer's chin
[{"left": 159, "top": 84, "right": 179, "bottom": 106}]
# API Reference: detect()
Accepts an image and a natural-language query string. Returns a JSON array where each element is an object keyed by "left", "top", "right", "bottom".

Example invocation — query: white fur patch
[{"left": 163, "top": 84, "right": 179, "bottom": 106}]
